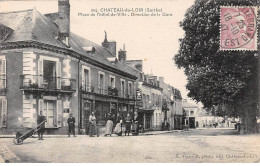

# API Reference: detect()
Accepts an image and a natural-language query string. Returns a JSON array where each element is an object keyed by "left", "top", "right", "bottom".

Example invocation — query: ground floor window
[
  {"left": 43, "top": 100, "right": 56, "bottom": 128},
  {"left": 0, "top": 99, "right": 7, "bottom": 127}
]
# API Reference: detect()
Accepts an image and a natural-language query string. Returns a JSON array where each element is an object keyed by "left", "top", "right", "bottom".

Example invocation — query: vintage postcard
[{"left": 0, "top": 0, "right": 259, "bottom": 163}]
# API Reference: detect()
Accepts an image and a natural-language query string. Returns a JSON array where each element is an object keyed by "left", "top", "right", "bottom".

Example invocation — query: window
[
  {"left": 128, "top": 81, "right": 132, "bottom": 98},
  {"left": 110, "top": 75, "right": 115, "bottom": 88},
  {"left": 43, "top": 60, "right": 56, "bottom": 89},
  {"left": 120, "top": 79, "right": 125, "bottom": 98},
  {"left": 43, "top": 100, "right": 56, "bottom": 127},
  {"left": 82, "top": 66, "right": 91, "bottom": 92},
  {"left": 38, "top": 56, "right": 60, "bottom": 89},
  {"left": 190, "top": 111, "right": 194, "bottom": 116},
  {"left": 98, "top": 71, "right": 105, "bottom": 94},
  {"left": 147, "top": 95, "right": 150, "bottom": 108},
  {"left": 0, "top": 99, "right": 7, "bottom": 127},
  {"left": 143, "top": 94, "right": 146, "bottom": 108}
]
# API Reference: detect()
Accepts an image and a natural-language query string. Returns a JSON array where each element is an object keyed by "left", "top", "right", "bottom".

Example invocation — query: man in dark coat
[
  {"left": 125, "top": 113, "right": 132, "bottom": 136},
  {"left": 67, "top": 113, "right": 76, "bottom": 137},
  {"left": 37, "top": 111, "right": 46, "bottom": 140}
]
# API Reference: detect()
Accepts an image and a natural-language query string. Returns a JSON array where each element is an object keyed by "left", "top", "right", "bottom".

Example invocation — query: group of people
[
  {"left": 104, "top": 112, "right": 140, "bottom": 137},
  {"left": 37, "top": 111, "right": 77, "bottom": 140},
  {"left": 36, "top": 110, "right": 140, "bottom": 139}
]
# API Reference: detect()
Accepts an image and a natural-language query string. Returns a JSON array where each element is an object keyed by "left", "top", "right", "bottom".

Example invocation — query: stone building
[
  {"left": 117, "top": 48, "right": 163, "bottom": 130},
  {"left": 159, "top": 77, "right": 183, "bottom": 130},
  {"left": 182, "top": 99, "right": 198, "bottom": 128},
  {"left": 0, "top": 0, "right": 138, "bottom": 134}
]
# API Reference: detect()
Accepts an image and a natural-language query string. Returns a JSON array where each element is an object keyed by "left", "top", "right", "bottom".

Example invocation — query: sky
[{"left": 0, "top": 0, "right": 195, "bottom": 100}]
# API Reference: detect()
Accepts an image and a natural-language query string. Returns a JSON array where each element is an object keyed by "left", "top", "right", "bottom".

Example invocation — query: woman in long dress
[
  {"left": 104, "top": 113, "right": 113, "bottom": 136},
  {"left": 132, "top": 112, "right": 139, "bottom": 136},
  {"left": 114, "top": 113, "right": 123, "bottom": 136},
  {"left": 89, "top": 111, "right": 98, "bottom": 137}
]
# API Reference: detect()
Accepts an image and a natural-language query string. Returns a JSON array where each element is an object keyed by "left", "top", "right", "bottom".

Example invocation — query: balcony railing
[
  {"left": 126, "top": 93, "right": 135, "bottom": 99},
  {"left": 120, "top": 90, "right": 126, "bottom": 98},
  {"left": 81, "top": 85, "right": 135, "bottom": 100},
  {"left": 81, "top": 84, "right": 94, "bottom": 93},
  {"left": 98, "top": 87, "right": 108, "bottom": 95},
  {"left": 20, "top": 75, "right": 76, "bottom": 91}
]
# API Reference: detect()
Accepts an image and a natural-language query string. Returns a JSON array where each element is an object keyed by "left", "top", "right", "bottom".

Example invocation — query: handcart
[{"left": 13, "top": 120, "right": 46, "bottom": 145}]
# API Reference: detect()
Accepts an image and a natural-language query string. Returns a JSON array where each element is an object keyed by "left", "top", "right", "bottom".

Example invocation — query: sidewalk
[{"left": 0, "top": 130, "right": 182, "bottom": 138}]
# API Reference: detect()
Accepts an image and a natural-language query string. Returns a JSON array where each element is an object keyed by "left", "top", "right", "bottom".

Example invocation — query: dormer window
[{"left": 83, "top": 46, "right": 95, "bottom": 53}]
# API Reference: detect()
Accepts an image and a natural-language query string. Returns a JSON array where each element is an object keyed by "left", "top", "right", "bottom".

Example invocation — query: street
[{"left": 0, "top": 128, "right": 259, "bottom": 163}]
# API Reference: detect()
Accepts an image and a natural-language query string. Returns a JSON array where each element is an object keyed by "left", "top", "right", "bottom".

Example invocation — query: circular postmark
[{"left": 220, "top": 7, "right": 257, "bottom": 50}]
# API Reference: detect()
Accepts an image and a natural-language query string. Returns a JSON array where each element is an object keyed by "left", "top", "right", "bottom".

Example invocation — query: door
[
  {"left": 189, "top": 117, "right": 195, "bottom": 128},
  {"left": 43, "top": 100, "right": 56, "bottom": 127},
  {"left": 145, "top": 113, "right": 151, "bottom": 130},
  {"left": 43, "top": 60, "right": 56, "bottom": 89},
  {"left": 82, "top": 100, "right": 92, "bottom": 134}
]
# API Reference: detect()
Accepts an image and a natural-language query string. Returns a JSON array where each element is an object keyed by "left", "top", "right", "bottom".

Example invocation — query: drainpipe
[{"left": 78, "top": 57, "right": 81, "bottom": 134}]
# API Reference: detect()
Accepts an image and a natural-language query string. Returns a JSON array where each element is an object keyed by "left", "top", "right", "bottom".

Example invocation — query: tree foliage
[{"left": 174, "top": 0, "right": 258, "bottom": 120}]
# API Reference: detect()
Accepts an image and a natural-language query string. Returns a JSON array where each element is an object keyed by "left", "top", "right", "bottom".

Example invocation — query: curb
[{"left": 0, "top": 130, "right": 184, "bottom": 138}]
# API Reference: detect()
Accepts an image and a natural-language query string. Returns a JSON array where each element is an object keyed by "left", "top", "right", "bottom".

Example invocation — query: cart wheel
[{"left": 13, "top": 138, "right": 23, "bottom": 145}]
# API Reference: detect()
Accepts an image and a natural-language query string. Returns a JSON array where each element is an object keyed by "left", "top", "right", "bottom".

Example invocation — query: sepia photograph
[{"left": 0, "top": 0, "right": 259, "bottom": 163}]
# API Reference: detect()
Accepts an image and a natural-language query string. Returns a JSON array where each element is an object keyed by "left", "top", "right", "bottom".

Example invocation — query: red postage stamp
[{"left": 220, "top": 6, "right": 257, "bottom": 51}]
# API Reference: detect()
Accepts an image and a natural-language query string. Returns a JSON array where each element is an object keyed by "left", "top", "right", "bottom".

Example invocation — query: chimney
[
  {"left": 118, "top": 45, "right": 127, "bottom": 62},
  {"left": 58, "top": 0, "right": 70, "bottom": 46},
  {"left": 102, "top": 31, "right": 116, "bottom": 56}
]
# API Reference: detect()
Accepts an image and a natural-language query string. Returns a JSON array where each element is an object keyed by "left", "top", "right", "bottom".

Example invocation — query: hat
[{"left": 69, "top": 113, "right": 73, "bottom": 115}]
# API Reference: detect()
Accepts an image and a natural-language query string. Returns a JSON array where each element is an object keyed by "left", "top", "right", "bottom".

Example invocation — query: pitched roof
[
  {"left": 0, "top": 9, "right": 136, "bottom": 79},
  {"left": 182, "top": 101, "right": 197, "bottom": 108}
]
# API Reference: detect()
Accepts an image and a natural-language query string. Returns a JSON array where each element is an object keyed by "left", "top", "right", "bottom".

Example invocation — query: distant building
[
  {"left": 117, "top": 48, "right": 163, "bottom": 130},
  {"left": 182, "top": 99, "right": 198, "bottom": 128}
]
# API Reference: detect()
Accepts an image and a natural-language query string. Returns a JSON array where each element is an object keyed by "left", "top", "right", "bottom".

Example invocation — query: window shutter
[
  {"left": 38, "top": 99, "right": 44, "bottom": 113},
  {"left": 2, "top": 59, "right": 6, "bottom": 88},
  {"left": 82, "top": 68, "right": 85, "bottom": 91},
  {"left": 98, "top": 74, "right": 101, "bottom": 92},
  {"left": 103, "top": 74, "right": 105, "bottom": 92},
  {"left": 56, "top": 62, "right": 61, "bottom": 89},
  {"left": 1, "top": 99, "right": 7, "bottom": 127},
  {"left": 56, "top": 100, "right": 62, "bottom": 127},
  {"left": 38, "top": 60, "right": 43, "bottom": 87}
]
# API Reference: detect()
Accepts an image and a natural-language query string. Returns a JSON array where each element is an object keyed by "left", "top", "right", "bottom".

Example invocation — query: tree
[{"left": 174, "top": 0, "right": 259, "bottom": 133}]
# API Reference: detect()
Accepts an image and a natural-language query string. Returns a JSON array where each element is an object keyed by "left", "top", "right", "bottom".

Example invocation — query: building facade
[
  {"left": 182, "top": 99, "right": 198, "bottom": 128},
  {"left": 159, "top": 77, "right": 183, "bottom": 130},
  {"left": 0, "top": 0, "right": 138, "bottom": 134},
  {"left": 120, "top": 51, "right": 163, "bottom": 130},
  {"left": 138, "top": 75, "right": 162, "bottom": 130}
]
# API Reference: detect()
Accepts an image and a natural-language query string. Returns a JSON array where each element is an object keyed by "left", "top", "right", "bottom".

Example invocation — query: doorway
[
  {"left": 43, "top": 60, "right": 56, "bottom": 89},
  {"left": 43, "top": 100, "right": 56, "bottom": 127},
  {"left": 82, "top": 100, "right": 92, "bottom": 134},
  {"left": 189, "top": 117, "right": 196, "bottom": 128}
]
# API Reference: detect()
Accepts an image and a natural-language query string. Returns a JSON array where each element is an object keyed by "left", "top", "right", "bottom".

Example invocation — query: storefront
[
  {"left": 137, "top": 109, "right": 154, "bottom": 130},
  {"left": 80, "top": 93, "right": 136, "bottom": 134}
]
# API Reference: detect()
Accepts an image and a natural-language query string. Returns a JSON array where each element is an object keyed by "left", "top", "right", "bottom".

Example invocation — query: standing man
[
  {"left": 37, "top": 111, "right": 46, "bottom": 140},
  {"left": 67, "top": 113, "right": 76, "bottom": 137},
  {"left": 125, "top": 113, "right": 132, "bottom": 136}
]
